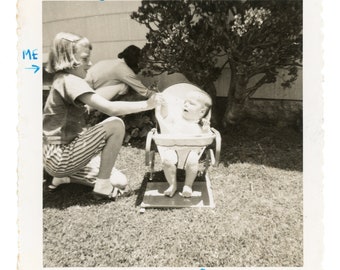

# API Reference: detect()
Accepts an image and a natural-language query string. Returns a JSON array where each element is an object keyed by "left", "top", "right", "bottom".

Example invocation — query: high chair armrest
[
  {"left": 210, "top": 128, "right": 221, "bottom": 166},
  {"left": 145, "top": 128, "right": 157, "bottom": 166}
]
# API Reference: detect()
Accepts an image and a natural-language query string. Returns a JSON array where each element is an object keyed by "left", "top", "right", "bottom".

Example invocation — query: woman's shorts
[{"left": 43, "top": 124, "right": 107, "bottom": 184}]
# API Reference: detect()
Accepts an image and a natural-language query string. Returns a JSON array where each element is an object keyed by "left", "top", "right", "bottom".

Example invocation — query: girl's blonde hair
[{"left": 46, "top": 32, "right": 92, "bottom": 73}]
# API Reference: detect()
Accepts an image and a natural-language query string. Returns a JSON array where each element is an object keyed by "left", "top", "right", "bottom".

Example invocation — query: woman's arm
[
  {"left": 118, "top": 64, "right": 154, "bottom": 97},
  {"left": 95, "top": 84, "right": 129, "bottom": 100},
  {"left": 78, "top": 92, "right": 161, "bottom": 116}
]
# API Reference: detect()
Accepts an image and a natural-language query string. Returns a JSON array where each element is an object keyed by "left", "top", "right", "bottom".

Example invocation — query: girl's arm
[
  {"left": 85, "top": 84, "right": 129, "bottom": 112},
  {"left": 78, "top": 92, "right": 161, "bottom": 116}
]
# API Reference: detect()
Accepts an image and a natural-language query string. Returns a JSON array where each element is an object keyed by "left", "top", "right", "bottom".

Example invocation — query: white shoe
[
  {"left": 48, "top": 176, "right": 71, "bottom": 191},
  {"left": 93, "top": 179, "right": 116, "bottom": 200},
  {"left": 110, "top": 168, "right": 128, "bottom": 190},
  {"left": 93, "top": 179, "right": 113, "bottom": 195}
]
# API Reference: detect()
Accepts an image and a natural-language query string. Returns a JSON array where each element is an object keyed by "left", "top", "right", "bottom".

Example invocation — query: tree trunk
[
  {"left": 203, "top": 81, "right": 219, "bottom": 127},
  {"left": 222, "top": 64, "right": 248, "bottom": 126}
]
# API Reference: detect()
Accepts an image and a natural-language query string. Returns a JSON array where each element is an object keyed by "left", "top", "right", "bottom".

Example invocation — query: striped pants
[{"left": 43, "top": 124, "right": 107, "bottom": 186}]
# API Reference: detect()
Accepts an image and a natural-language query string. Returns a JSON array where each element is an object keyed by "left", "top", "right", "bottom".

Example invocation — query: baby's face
[{"left": 182, "top": 94, "right": 205, "bottom": 121}]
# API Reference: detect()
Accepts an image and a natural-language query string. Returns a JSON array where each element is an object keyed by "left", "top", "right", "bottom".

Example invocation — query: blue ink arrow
[{"left": 25, "top": 64, "right": 40, "bottom": 74}]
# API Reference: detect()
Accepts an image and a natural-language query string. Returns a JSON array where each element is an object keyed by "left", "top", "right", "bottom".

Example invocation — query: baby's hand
[
  {"left": 84, "top": 104, "right": 92, "bottom": 114},
  {"left": 201, "top": 118, "right": 211, "bottom": 132}
]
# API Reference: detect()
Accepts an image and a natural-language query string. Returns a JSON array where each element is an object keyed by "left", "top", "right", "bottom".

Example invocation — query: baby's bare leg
[
  {"left": 163, "top": 166, "right": 177, "bottom": 197},
  {"left": 183, "top": 151, "right": 200, "bottom": 197},
  {"left": 161, "top": 149, "right": 177, "bottom": 197}
]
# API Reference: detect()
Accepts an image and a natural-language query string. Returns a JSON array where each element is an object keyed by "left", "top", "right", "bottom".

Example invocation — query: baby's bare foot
[
  {"left": 164, "top": 185, "right": 177, "bottom": 197},
  {"left": 182, "top": 185, "right": 193, "bottom": 198}
]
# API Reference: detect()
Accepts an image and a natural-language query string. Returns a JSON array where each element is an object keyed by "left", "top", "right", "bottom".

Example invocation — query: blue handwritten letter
[{"left": 22, "top": 49, "right": 38, "bottom": 60}]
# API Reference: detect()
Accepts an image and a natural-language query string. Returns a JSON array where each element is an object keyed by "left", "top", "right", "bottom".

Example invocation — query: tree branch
[
  {"left": 243, "top": 74, "right": 269, "bottom": 100},
  {"left": 220, "top": 59, "right": 230, "bottom": 70}
]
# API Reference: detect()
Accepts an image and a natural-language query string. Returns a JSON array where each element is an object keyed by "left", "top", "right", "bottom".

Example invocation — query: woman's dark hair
[{"left": 118, "top": 45, "right": 141, "bottom": 74}]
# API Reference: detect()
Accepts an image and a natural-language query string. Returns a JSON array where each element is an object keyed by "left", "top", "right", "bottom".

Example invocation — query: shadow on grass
[
  {"left": 218, "top": 119, "right": 302, "bottom": 171},
  {"left": 43, "top": 182, "right": 137, "bottom": 209},
  {"left": 44, "top": 170, "right": 206, "bottom": 210},
  {"left": 128, "top": 119, "right": 303, "bottom": 172},
  {"left": 43, "top": 183, "right": 103, "bottom": 209},
  {"left": 43, "top": 119, "right": 302, "bottom": 208}
]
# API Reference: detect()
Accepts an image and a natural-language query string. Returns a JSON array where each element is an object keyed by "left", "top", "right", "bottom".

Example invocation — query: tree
[{"left": 131, "top": 0, "right": 302, "bottom": 125}]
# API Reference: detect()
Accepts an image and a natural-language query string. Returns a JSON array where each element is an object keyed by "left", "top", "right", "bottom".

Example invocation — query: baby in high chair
[{"left": 157, "top": 88, "right": 212, "bottom": 197}]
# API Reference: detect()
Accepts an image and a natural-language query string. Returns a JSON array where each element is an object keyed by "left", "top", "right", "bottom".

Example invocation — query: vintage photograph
[{"left": 40, "top": 0, "right": 305, "bottom": 268}]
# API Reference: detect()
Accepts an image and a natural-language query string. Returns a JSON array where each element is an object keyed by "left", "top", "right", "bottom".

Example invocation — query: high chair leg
[
  {"left": 211, "top": 128, "right": 221, "bottom": 166},
  {"left": 203, "top": 149, "right": 215, "bottom": 174},
  {"left": 149, "top": 150, "right": 155, "bottom": 181},
  {"left": 145, "top": 128, "right": 156, "bottom": 166},
  {"left": 209, "top": 148, "right": 216, "bottom": 166}
]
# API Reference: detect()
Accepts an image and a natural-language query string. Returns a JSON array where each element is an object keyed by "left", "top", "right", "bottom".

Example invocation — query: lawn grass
[{"left": 43, "top": 119, "right": 302, "bottom": 267}]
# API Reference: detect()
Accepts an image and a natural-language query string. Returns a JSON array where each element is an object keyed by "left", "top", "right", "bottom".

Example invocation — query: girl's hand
[{"left": 147, "top": 93, "right": 164, "bottom": 109}]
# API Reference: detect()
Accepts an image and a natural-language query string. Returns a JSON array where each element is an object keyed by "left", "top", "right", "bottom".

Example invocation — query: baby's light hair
[
  {"left": 192, "top": 89, "right": 212, "bottom": 118},
  {"left": 46, "top": 32, "right": 92, "bottom": 73}
]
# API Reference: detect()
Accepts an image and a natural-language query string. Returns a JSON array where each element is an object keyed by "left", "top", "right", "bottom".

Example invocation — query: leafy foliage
[
  {"left": 132, "top": 0, "right": 302, "bottom": 123},
  {"left": 224, "top": 1, "right": 302, "bottom": 96},
  {"left": 131, "top": 0, "right": 231, "bottom": 87}
]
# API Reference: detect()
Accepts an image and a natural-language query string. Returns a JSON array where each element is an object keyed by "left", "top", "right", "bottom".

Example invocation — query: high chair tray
[
  {"left": 152, "top": 133, "right": 215, "bottom": 147},
  {"left": 136, "top": 170, "right": 215, "bottom": 209}
]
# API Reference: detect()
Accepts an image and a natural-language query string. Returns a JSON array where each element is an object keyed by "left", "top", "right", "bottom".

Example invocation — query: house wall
[
  {"left": 43, "top": 1, "right": 147, "bottom": 64},
  {"left": 43, "top": 1, "right": 302, "bottom": 101},
  {"left": 215, "top": 67, "right": 302, "bottom": 99}
]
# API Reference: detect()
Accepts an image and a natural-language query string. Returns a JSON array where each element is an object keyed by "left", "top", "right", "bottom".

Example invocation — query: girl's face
[
  {"left": 72, "top": 38, "right": 92, "bottom": 79},
  {"left": 182, "top": 94, "right": 206, "bottom": 121}
]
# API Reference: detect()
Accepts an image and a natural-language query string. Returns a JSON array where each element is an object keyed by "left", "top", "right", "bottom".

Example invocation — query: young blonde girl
[{"left": 43, "top": 32, "right": 161, "bottom": 199}]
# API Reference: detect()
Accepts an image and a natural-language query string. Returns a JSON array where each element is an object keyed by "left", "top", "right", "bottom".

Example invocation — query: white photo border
[{"left": 17, "top": 0, "right": 323, "bottom": 269}]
